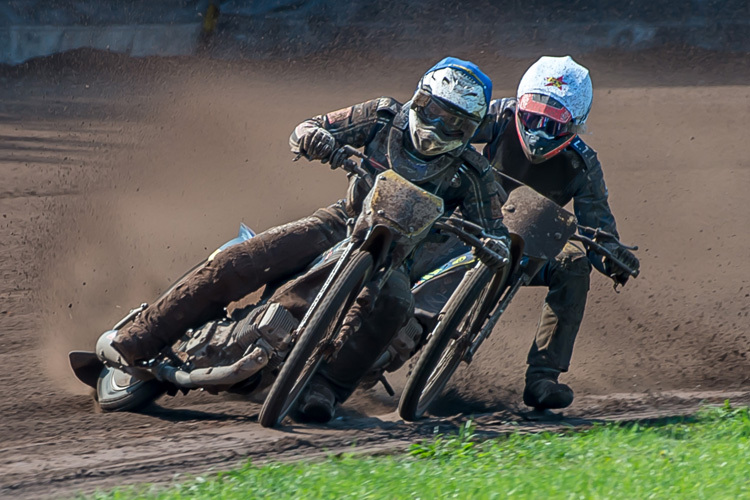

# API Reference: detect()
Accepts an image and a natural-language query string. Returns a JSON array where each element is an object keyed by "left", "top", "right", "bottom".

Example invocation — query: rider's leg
[
  {"left": 112, "top": 202, "right": 349, "bottom": 365},
  {"left": 299, "top": 268, "right": 415, "bottom": 422},
  {"left": 523, "top": 242, "right": 591, "bottom": 410},
  {"left": 356, "top": 237, "right": 471, "bottom": 387}
]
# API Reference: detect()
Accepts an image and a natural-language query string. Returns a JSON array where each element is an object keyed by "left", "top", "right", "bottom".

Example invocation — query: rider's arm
[
  {"left": 459, "top": 150, "right": 510, "bottom": 239},
  {"left": 474, "top": 98, "right": 516, "bottom": 159},
  {"left": 571, "top": 153, "right": 619, "bottom": 239},
  {"left": 289, "top": 97, "right": 396, "bottom": 154}
]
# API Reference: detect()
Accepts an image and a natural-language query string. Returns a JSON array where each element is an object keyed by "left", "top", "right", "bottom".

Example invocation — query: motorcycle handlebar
[
  {"left": 577, "top": 225, "right": 638, "bottom": 251},
  {"left": 433, "top": 220, "right": 487, "bottom": 250},
  {"left": 570, "top": 232, "right": 639, "bottom": 279},
  {"left": 329, "top": 145, "right": 387, "bottom": 177},
  {"left": 325, "top": 146, "right": 505, "bottom": 267},
  {"left": 433, "top": 220, "right": 509, "bottom": 270}
]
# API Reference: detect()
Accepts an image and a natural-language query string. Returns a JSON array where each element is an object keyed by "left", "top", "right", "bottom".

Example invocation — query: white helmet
[
  {"left": 515, "top": 56, "right": 593, "bottom": 163},
  {"left": 408, "top": 57, "right": 492, "bottom": 156}
]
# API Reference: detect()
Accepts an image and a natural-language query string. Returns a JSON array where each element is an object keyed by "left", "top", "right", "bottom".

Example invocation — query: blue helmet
[{"left": 409, "top": 57, "right": 492, "bottom": 156}]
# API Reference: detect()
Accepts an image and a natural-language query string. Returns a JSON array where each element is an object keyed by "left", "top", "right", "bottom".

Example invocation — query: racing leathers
[
  {"left": 112, "top": 97, "right": 508, "bottom": 412},
  {"left": 278, "top": 96, "right": 508, "bottom": 408},
  {"left": 477, "top": 97, "right": 623, "bottom": 406}
]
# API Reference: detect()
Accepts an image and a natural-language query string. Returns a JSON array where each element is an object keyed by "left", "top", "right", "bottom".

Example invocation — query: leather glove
[
  {"left": 299, "top": 127, "right": 336, "bottom": 161},
  {"left": 602, "top": 242, "right": 639, "bottom": 285},
  {"left": 328, "top": 146, "right": 354, "bottom": 170},
  {"left": 475, "top": 236, "right": 511, "bottom": 272}
]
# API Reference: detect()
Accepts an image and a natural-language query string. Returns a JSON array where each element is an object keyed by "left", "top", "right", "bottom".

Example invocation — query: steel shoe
[
  {"left": 298, "top": 377, "right": 337, "bottom": 423},
  {"left": 523, "top": 368, "right": 574, "bottom": 410}
]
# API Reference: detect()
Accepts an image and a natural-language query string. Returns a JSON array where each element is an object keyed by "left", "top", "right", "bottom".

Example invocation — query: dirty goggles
[
  {"left": 412, "top": 88, "right": 481, "bottom": 139},
  {"left": 517, "top": 110, "right": 573, "bottom": 139}
]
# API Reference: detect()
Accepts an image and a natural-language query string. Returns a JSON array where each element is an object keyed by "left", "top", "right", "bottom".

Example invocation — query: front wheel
[
  {"left": 398, "top": 264, "right": 502, "bottom": 421},
  {"left": 96, "top": 366, "right": 166, "bottom": 412},
  {"left": 259, "top": 250, "right": 374, "bottom": 428}
]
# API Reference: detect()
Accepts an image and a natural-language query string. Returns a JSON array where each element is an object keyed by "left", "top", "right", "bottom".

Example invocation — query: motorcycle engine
[{"left": 177, "top": 303, "right": 299, "bottom": 371}]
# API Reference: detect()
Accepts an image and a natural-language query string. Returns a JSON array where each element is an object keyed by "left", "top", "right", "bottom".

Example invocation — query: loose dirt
[{"left": 0, "top": 49, "right": 748, "bottom": 498}]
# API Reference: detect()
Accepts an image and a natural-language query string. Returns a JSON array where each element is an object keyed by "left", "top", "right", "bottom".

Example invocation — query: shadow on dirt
[
  {"left": 139, "top": 403, "right": 259, "bottom": 423},
  {"left": 427, "top": 388, "right": 515, "bottom": 417}
]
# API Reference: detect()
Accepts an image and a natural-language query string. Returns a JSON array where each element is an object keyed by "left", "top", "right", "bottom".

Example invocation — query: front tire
[
  {"left": 399, "top": 264, "right": 503, "bottom": 421},
  {"left": 96, "top": 366, "right": 166, "bottom": 412},
  {"left": 259, "top": 250, "right": 374, "bottom": 428}
]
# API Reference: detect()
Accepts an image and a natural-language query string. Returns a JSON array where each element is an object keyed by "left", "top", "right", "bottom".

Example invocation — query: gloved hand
[
  {"left": 602, "top": 242, "right": 639, "bottom": 285},
  {"left": 475, "top": 236, "right": 511, "bottom": 272},
  {"left": 299, "top": 127, "right": 336, "bottom": 161},
  {"left": 328, "top": 146, "right": 354, "bottom": 171}
]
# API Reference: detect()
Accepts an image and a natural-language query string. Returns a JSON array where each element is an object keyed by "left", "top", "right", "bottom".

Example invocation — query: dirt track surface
[{"left": 1, "top": 50, "right": 749, "bottom": 498}]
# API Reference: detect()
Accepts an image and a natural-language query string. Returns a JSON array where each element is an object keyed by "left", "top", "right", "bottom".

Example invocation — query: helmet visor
[
  {"left": 517, "top": 110, "right": 573, "bottom": 140},
  {"left": 515, "top": 111, "right": 576, "bottom": 163},
  {"left": 412, "top": 89, "right": 481, "bottom": 141}
]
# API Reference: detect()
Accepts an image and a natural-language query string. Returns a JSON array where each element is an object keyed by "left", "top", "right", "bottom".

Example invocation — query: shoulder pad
[
  {"left": 488, "top": 97, "right": 517, "bottom": 117},
  {"left": 569, "top": 136, "right": 598, "bottom": 171},
  {"left": 376, "top": 97, "right": 401, "bottom": 117},
  {"left": 460, "top": 146, "right": 491, "bottom": 175},
  {"left": 482, "top": 97, "right": 516, "bottom": 139}
]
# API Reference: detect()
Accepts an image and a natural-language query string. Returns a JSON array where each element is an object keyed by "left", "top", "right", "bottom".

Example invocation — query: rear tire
[
  {"left": 259, "top": 250, "right": 373, "bottom": 428},
  {"left": 399, "top": 264, "right": 501, "bottom": 421},
  {"left": 96, "top": 366, "right": 166, "bottom": 412}
]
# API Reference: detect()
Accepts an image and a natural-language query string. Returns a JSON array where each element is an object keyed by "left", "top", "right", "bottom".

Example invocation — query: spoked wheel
[
  {"left": 399, "top": 264, "right": 505, "bottom": 421},
  {"left": 96, "top": 366, "right": 166, "bottom": 412},
  {"left": 259, "top": 250, "right": 374, "bottom": 428}
]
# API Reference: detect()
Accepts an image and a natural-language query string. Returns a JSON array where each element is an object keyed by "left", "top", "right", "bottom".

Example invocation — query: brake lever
[
  {"left": 611, "top": 274, "right": 628, "bottom": 293},
  {"left": 571, "top": 233, "right": 640, "bottom": 280}
]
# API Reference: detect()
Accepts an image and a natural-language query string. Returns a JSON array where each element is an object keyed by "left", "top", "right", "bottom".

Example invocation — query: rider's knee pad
[
  {"left": 311, "top": 201, "right": 349, "bottom": 237},
  {"left": 562, "top": 253, "right": 592, "bottom": 277}
]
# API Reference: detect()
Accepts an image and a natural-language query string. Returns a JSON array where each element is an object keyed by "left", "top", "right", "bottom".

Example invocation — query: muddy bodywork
[{"left": 501, "top": 186, "right": 577, "bottom": 261}]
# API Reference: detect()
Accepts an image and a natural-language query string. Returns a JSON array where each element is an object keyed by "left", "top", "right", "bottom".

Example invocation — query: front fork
[{"left": 463, "top": 258, "right": 542, "bottom": 363}]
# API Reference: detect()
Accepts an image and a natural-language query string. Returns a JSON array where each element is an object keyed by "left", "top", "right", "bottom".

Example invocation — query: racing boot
[
  {"left": 522, "top": 366, "right": 574, "bottom": 410},
  {"left": 297, "top": 375, "right": 337, "bottom": 423}
]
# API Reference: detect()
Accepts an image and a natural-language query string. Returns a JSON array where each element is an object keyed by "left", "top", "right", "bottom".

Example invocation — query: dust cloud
[{"left": 26, "top": 52, "right": 750, "bottom": 407}]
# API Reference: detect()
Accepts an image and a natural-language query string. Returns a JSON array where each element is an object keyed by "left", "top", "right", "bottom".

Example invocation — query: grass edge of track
[{"left": 88, "top": 401, "right": 750, "bottom": 500}]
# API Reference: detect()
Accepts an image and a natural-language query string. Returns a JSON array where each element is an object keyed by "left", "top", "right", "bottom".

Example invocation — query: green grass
[{"left": 91, "top": 402, "right": 750, "bottom": 500}]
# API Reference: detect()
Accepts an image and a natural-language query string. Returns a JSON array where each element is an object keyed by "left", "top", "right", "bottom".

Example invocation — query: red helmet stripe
[{"left": 518, "top": 94, "right": 572, "bottom": 123}]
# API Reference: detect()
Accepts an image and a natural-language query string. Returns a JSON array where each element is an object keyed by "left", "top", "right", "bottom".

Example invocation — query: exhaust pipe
[{"left": 155, "top": 346, "right": 270, "bottom": 389}]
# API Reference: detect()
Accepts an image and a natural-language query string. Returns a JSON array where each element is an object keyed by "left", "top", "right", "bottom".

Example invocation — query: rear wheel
[
  {"left": 96, "top": 366, "right": 166, "bottom": 412},
  {"left": 259, "top": 250, "right": 374, "bottom": 428},
  {"left": 399, "top": 264, "right": 503, "bottom": 421}
]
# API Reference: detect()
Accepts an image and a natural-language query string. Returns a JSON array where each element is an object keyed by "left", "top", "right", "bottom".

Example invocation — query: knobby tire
[{"left": 398, "top": 264, "right": 499, "bottom": 421}]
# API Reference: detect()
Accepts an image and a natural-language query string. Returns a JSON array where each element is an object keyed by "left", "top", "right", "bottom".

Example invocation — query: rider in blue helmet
[{"left": 111, "top": 58, "right": 510, "bottom": 423}]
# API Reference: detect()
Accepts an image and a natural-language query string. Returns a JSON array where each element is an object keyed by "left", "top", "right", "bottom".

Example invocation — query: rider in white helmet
[
  {"left": 474, "top": 55, "right": 640, "bottom": 410},
  {"left": 514, "top": 55, "right": 592, "bottom": 163}
]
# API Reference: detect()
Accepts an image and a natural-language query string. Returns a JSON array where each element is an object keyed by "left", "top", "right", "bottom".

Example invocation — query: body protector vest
[
  {"left": 476, "top": 97, "right": 618, "bottom": 237},
  {"left": 292, "top": 97, "right": 508, "bottom": 238},
  {"left": 385, "top": 105, "right": 464, "bottom": 186}
]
